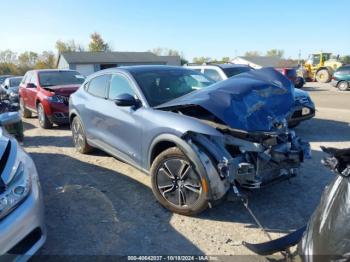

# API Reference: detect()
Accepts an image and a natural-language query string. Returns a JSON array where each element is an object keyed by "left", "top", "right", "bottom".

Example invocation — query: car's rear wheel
[
  {"left": 19, "top": 97, "right": 32, "bottom": 118},
  {"left": 37, "top": 103, "right": 53, "bottom": 129},
  {"left": 150, "top": 147, "right": 208, "bottom": 216},
  {"left": 337, "top": 81, "right": 349, "bottom": 91},
  {"left": 71, "top": 116, "right": 92, "bottom": 154}
]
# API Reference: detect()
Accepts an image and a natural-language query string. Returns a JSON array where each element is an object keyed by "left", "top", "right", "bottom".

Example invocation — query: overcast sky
[{"left": 1, "top": 0, "right": 349, "bottom": 60}]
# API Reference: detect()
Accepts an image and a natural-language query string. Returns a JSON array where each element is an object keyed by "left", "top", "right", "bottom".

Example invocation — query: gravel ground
[{"left": 23, "top": 82, "right": 350, "bottom": 260}]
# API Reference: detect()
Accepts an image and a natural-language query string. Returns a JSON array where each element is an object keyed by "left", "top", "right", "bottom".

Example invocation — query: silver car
[
  {"left": 0, "top": 112, "right": 46, "bottom": 259},
  {"left": 70, "top": 66, "right": 310, "bottom": 216}
]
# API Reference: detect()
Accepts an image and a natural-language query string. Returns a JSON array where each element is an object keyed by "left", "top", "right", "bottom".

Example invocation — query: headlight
[
  {"left": 301, "top": 107, "right": 311, "bottom": 115},
  {"left": 0, "top": 152, "right": 32, "bottom": 220},
  {"left": 47, "top": 95, "right": 65, "bottom": 103},
  {"left": 9, "top": 92, "right": 17, "bottom": 97}
]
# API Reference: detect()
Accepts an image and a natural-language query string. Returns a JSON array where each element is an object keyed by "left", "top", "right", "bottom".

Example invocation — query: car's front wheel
[
  {"left": 151, "top": 147, "right": 208, "bottom": 216},
  {"left": 37, "top": 103, "right": 53, "bottom": 129},
  {"left": 71, "top": 116, "right": 92, "bottom": 154}
]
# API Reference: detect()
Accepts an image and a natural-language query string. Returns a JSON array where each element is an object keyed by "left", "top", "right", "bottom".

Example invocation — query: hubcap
[
  {"left": 156, "top": 158, "right": 202, "bottom": 208},
  {"left": 339, "top": 83, "right": 348, "bottom": 90},
  {"left": 72, "top": 119, "right": 84, "bottom": 150}
]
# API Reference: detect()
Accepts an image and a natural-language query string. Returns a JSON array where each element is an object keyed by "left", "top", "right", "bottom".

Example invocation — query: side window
[
  {"left": 29, "top": 73, "right": 37, "bottom": 85},
  {"left": 22, "top": 72, "right": 31, "bottom": 85},
  {"left": 108, "top": 74, "right": 135, "bottom": 100},
  {"left": 192, "top": 68, "right": 202, "bottom": 73},
  {"left": 203, "top": 69, "right": 222, "bottom": 82},
  {"left": 87, "top": 74, "right": 111, "bottom": 98}
]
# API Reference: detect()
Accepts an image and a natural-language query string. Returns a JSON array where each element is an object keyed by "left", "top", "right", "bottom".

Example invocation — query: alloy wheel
[
  {"left": 72, "top": 118, "right": 85, "bottom": 151},
  {"left": 338, "top": 82, "right": 349, "bottom": 91},
  {"left": 156, "top": 158, "right": 202, "bottom": 208}
]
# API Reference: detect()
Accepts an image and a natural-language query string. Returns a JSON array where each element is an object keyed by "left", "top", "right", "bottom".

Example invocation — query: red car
[
  {"left": 19, "top": 69, "right": 85, "bottom": 128},
  {"left": 277, "top": 68, "right": 305, "bottom": 88}
]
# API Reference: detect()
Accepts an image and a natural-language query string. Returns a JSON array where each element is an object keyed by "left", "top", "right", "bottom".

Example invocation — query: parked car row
[{"left": 1, "top": 64, "right": 316, "bottom": 258}]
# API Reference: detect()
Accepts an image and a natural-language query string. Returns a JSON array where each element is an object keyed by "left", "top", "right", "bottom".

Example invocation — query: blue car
[{"left": 69, "top": 66, "right": 310, "bottom": 215}]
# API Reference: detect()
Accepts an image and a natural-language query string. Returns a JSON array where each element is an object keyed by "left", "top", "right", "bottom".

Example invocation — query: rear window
[
  {"left": 223, "top": 67, "right": 252, "bottom": 78},
  {"left": 337, "top": 66, "right": 350, "bottom": 74},
  {"left": 9, "top": 77, "right": 22, "bottom": 87},
  {"left": 38, "top": 71, "right": 85, "bottom": 87}
]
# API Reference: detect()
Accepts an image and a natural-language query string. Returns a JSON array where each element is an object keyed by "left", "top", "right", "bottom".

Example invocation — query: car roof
[
  {"left": 215, "top": 63, "right": 251, "bottom": 69},
  {"left": 186, "top": 63, "right": 251, "bottom": 69},
  {"left": 8, "top": 76, "right": 23, "bottom": 79},
  {"left": 99, "top": 65, "right": 191, "bottom": 74},
  {"left": 29, "top": 69, "right": 79, "bottom": 73}
]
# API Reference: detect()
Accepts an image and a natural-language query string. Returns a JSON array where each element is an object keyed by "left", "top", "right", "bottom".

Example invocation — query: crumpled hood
[
  {"left": 43, "top": 84, "right": 80, "bottom": 96},
  {"left": 157, "top": 68, "right": 295, "bottom": 132}
]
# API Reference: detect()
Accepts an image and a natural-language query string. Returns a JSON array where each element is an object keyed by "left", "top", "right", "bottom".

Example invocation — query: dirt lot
[{"left": 24, "top": 82, "right": 350, "bottom": 259}]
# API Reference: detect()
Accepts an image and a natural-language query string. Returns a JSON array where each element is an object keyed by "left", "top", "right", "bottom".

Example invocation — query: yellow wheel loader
[{"left": 303, "top": 52, "right": 343, "bottom": 83}]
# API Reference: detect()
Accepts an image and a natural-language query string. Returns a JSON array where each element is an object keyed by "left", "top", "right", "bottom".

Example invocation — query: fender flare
[{"left": 148, "top": 133, "right": 214, "bottom": 200}]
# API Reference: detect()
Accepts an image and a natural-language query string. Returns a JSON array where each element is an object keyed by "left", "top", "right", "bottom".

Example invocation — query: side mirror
[
  {"left": 0, "top": 112, "right": 21, "bottom": 126},
  {"left": 3, "top": 85, "right": 8, "bottom": 90},
  {"left": 26, "top": 83, "right": 36, "bottom": 88},
  {"left": 114, "top": 93, "right": 138, "bottom": 107}
]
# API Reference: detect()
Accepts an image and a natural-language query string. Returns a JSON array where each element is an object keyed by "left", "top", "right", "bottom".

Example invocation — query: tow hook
[{"left": 228, "top": 183, "right": 293, "bottom": 260}]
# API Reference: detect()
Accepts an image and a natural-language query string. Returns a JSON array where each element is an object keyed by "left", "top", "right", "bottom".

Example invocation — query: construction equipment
[{"left": 303, "top": 52, "right": 343, "bottom": 83}]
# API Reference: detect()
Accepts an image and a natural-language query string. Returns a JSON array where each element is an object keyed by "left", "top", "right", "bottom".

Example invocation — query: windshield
[
  {"left": 131, "top": 69, "right": 214, "bottom": 107},
  {"left": 38, "top": 71, "right": 85, "bottom": 87},
  {"left": 223, "top": 67, "right": 252, "bottom": 78},
  {"left": 0, "top": 76, "right": 11, "bottom": 84},
  {"left": 9, "top": 77, "right": 22, "bottom": 87}
]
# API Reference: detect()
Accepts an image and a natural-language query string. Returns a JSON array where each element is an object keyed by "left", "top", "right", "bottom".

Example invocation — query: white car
[{"left": 185, "top": 63, "right": 252, "bottom": 82}]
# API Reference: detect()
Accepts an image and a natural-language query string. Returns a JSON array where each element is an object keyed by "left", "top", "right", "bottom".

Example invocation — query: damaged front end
[
  {"left": 184, "top": 126, "right": 310, "bottom": 197},
  {"left": 157, "top": 68, "right": 311, "bottom": 199}
]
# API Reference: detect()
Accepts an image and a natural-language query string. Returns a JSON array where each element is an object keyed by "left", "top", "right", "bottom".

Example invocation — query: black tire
[
  {"left": 37, "top": 103, "right": 53, "bottom": 129},
  {"left": 71, "top": 116, "right": 93, "bottom": 154},
  {"left": 19, "top": 97, "right": 32, "bottom": 118},
  {"left": 316, "top": 69, "right": 331, "bottom": 83},
  {"left": 294, "top": 77, "right": 305, "bottom": 89},
  {"left": 337, "top": 81, "right": 349, "bottom": 91},
  {"left": 150, "top": 147, "right": 208, "bottom": 216}
]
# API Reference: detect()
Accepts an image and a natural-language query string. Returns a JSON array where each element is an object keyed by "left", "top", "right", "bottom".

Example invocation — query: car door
[
  {"left": 101, "top": 73, "right": 143, "bottom": 166},
  {"left": 25, "top": 72, "right": 39, "bottom": 110},
  {"left": 80, "top": 74, "right": 111, "bottom": 145}
]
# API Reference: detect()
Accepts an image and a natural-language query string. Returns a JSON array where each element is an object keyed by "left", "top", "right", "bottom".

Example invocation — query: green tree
[
  {"left": 88, "top": 32, "right": 110, "bottom": 52},
  {"left": 0, "top": 62, "right": 19, "bottom": 75},
  {"left": 222, "top": 57, "right": 231, "bottom": 63},
  {"left": 35, "top": 51, "right": 56, "bottom": 69},
  {"left": 18, "top": 51, "right": 38, "bottom": 67},
  {"left": 244, "top": 51, "right": 260, "bottom": 57},
  {"left": 56, "top": 40, "right": 84, "bottom": 54},
  {"left": 266, "top": 49, "right": 284, "bottom": 58},
  {"left": 340, "top": 55, "right": 350, "bottom": 65},
  {"left": 0, "top": 50, "right": 17, "bottom": 63},
  {"left": 192, "top": 57, "right": 211, "bottom": 64}
]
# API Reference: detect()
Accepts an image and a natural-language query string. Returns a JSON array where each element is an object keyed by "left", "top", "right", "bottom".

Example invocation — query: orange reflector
[{"left": 201, "top": 177, "right": 208, "bottom": 193}]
